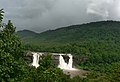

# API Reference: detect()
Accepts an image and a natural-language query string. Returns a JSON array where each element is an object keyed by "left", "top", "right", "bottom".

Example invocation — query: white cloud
[
  {"left": 87, "top": 0, "right": 114, "bottom": 18},
  {"left": 0, "top": 0, "right": 120, "bottom": 32},
  {"left": 87, "top": 0, "right": 120, "bottom": 20}
]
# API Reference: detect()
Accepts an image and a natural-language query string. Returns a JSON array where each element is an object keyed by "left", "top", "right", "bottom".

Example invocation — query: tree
[
  {"left": 0, "top": 9, "right": 26, "bottom": 82},
  {"left": 0, "top": 9, "right": 4, "bottom": 25}
]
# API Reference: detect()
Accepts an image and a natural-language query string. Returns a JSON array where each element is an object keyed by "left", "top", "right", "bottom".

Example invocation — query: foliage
[
  {"left": 86, "top": 62, "right": 120, "bottom": 82},
  {"left": 19, "top": 21, "right": 120, "bottom": 65},
  {"left": 0, "top": 9, "right": 26, "bottom": 82},
  {"left": 19, "top": 21, "right": 120, "bottom": 82},
  {"left": 21, "top": 54, "right": 71, "bottom": 82},
  {"left": 0, "top": 9, "right": 4, "bottom": 25}
]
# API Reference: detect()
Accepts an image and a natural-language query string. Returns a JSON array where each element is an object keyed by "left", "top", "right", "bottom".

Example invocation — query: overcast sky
[{"left": 0, "top": 0, "right": 120, "bottom": 32}]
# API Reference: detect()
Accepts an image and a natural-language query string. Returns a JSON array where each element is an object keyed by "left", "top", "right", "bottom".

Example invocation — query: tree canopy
[{"left": 0, "top": 9, "right": 26, "bottom": 82}]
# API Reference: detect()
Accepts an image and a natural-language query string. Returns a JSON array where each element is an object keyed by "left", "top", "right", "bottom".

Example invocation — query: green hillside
[
  {"left": 18, "top": 29, "right": 39, "bottom": 38},
  {"left": 18, "top": 20, "right": 120, "bottom": 62},
  {"left": 18, "top": 20, "right": 120, "bottom": 46},
  {"left": 18, "top": 21, "right": 120, "bottom": 82}
]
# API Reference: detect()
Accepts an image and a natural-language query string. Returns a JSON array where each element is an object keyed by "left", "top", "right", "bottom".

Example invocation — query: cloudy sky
[{"left": 0, "top": 0, "right": 120, "bottom": 32}]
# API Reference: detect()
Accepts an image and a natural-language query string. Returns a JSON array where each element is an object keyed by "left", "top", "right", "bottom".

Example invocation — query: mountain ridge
[{"left": 18, "top": 20, "right": 120, "bottom": 46}]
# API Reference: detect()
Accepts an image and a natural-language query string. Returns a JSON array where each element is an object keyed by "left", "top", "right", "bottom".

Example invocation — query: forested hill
[
  {"left": 18, "top": 21, "right": 120, "bottom": 46},
  {"left": 18, "top": 29, "right": 39, "bottom": 38},
  {"left": 18, "top": 21, "right": 120, "bottom": 81}
]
